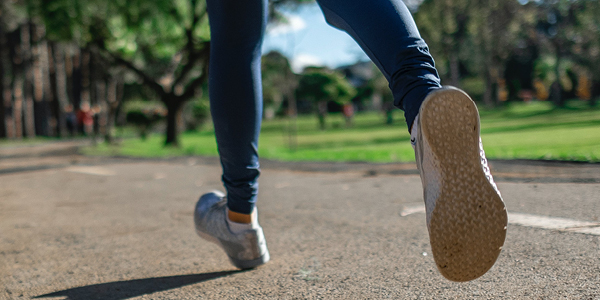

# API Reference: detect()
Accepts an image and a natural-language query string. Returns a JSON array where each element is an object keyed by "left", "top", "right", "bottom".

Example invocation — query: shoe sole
[
  {"left": 230, "top": 250, "right": 270, "bottom": 270},
  {"left": 419, "top": 87, "right": 508, "bottom": 282},
  {"left": 197, "top": 230, "right": 270, "bottom": 269}
]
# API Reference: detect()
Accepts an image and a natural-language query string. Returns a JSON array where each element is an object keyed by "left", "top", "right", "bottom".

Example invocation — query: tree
[
  {"left": 0, "top": 4, "right": 10, "bottom": 138},
  {"left": 471, "top": 0, "right": 529, "bottom": 106},
  {"left": 415, "top": 0, "right": 473, "bottom": 87},
  {"left": 296, "top": 68, "right": 355, "bottom": 130},
  {"left": 268, "top": 0, "right": 315, "bottom": 22},
  {"left": 566, "top": 0, "right": 600, "bottom": 106},
  {"left": 35, "top": 0, "right": 318, "bottom": 145},
  {"left": 0, "top": 2, "right": 26, "bottom": 139},
  {"left": 366, "top": 66, "right": 395, "bottom": 124},
  {"left": 261, "top": 51, "right": 297, "bottom": 118},
  {"left": 533, "top": 0, "right": 584, "bottom": 106},
  {"left": 38, "top": 0, "right": 211, "bottom": 146},
  {"left": 262, "top": 51, "right": 299, "bottom": 149},
  {"left": 0, "top": 1, "right": 67, "bottom": 139}
]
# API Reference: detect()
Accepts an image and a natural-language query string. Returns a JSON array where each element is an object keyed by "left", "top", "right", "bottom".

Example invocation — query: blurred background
[{"left": 0, "top": 0, "right": 599, "bottom": 163}]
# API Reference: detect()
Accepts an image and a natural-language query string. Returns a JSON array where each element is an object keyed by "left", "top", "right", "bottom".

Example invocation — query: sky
[
  {"left": 261, "top": 1, "right": 425, "bottom": 73},
  {"left": 261, "top": 3, "right": 369, "bottom": 73}
]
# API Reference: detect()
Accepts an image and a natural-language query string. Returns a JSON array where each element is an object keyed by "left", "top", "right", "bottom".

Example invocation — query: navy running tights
[{"left": 206, "top": 0, "right": 442, "bottom": 214}]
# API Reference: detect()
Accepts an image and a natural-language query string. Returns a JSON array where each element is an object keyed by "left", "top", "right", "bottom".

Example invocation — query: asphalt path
[{"left": 1, "top": 141, "right": 599, "bottom": 299}]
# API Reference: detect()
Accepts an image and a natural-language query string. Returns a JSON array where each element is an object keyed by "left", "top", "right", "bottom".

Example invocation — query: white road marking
[
  {"left": 567, "top": 227, "right": 600, "bottom": 235},
  {"left": 400, "top": 204, "right": 600, "bottom": 236},
  {"left": 508, "top": 213, "right": 600, "bottom": 230},
  {"left": 400, "top": 204, "right": 426, "bottom": 216},
  {"left": 66, "top": 166, "right": 116, "bottom": 176}
]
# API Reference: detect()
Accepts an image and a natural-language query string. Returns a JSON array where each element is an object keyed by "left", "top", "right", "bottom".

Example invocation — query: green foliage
[
  {"left": 296, "top": 68, "right": 356, "bottom": 129},
  {"left": 39, "top": 0, "right": 210, "bottom": 57},
  {"left": 124, "top": 101, "right": 166, "bottom": 139},
  {"left": 268, "top": 0, "right": 315, "bottom": 23},
  {"left": 414, "top": 0, "right": 600, "bottom": 105},
  {"left": 568, "top": 0, "right": 600, "bottom": 81},
  {"left": 460, "top": 77, "right": 486, "bottom": 102},
  {"left": 262, "top": 51, "right": 296, "bottom": 112},
  {"left": 366, "top": 66, "right": 393, "bottom": 103},
  {"left": 296, "top": 68, "right": 356, "bottom": 105},
  {"left": 184, "top": 98, "right": 210, "bottom": 131},
  {"left": 0, "top": 1, "right": 26, "bottom": 30},
  {"left": 32, "top": 0, "right": 212, "bottom": 145},
  {"left": 191, "top": 99, "right": 209, "bottom": 121}
]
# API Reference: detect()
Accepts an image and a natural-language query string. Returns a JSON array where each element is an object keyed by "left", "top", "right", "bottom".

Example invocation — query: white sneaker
[
  {"left": 194, "top": 191, "right": 270, "bottom": 269},
  {"left": 411, "top": 87, "right": 508, "bottom": 282}
]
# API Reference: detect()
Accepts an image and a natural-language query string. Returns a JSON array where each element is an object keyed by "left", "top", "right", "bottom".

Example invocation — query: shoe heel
[{"left": 229, "top": 251, "right": 270, "bottom": 269}]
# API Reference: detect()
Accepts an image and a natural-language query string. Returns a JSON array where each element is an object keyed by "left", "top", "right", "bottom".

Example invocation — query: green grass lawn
[{"left": 83, "top": 100, "right": 600, "bottom": 163}]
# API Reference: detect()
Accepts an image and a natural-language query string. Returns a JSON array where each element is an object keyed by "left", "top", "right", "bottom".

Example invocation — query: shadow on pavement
[{"left": 34, "top": 271, "right": 242, "bottom": 300}]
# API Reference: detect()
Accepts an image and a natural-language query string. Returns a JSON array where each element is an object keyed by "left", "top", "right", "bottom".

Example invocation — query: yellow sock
[{"left": 228, "top": 210, "right": 252, "bottom": 224}]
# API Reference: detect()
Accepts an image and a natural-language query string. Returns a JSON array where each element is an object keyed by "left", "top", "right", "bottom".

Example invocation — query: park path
[{"left": 1, "top": 141, "right": 599, "bottom": 299}]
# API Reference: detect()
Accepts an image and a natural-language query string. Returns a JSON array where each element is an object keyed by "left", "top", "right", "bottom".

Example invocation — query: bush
[
  {"left": 184, "top": 99, "right": 210, "bottom": 131},
  {"left": 124, "top": 101, "right": 166, "bottom": 139}
]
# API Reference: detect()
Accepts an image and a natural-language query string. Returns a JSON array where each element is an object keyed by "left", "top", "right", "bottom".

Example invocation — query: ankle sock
[{"left": 226, "top": 208, "right": 259, "bottom": 234}]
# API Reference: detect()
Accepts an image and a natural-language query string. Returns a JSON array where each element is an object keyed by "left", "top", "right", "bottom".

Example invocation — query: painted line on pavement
[
  {"left": 509, "top": 213, "right": 600, "bottom": 235},
  {"left": 400, "top": 204, "right": 600, "bottom": 236},
  {"left": 66, "top": 166, "right": 116, "bottom": 176},
  {"left": 400, "top": 204, "right": 427, "bottom": 217}
]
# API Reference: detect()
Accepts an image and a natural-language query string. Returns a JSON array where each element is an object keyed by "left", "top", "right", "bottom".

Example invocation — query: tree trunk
[
  {"left": 591, "top": 79, "right": 599, "bottom": 107},
  {"left": 3, "top": 29, "right": 17, "bottom": 138},
  {"left": 317, "top": 100, "right": 327, "bottom": 130},
  {"left": 0, "top": 23, "right": 6, "bottom": 138},
  {"left": 104, "top": 76, "right": 122, "bottom": 144},
  {"left": 32, "top": 22, "right": 50, "bottom": 136},
  {"left": 69, "top": 48, "right": 81, "bottom": 110},
  {"left": 13, "top": 74, "right": 24, "bottom": 139},
  {"left": 286, "top": 93, "right": 297, "bottom": 151},
  {"left": 550, "top": 81, "right": 563, "bottom": 107},
  {"left": 89, "top": 50, "right": 102, "bottom": 141},
  {"left": 22, "top": 22, "right": 36, "bottom": 138},
  {"left": 449, "top": 54, "right": 461, "bottom": 88},
  {"left": 552, "top": 48, "right": 565, "bottom": 107},
  {"left": 95, "top": 77, "right": 107, "bottom": 138},
  {"left": 482, "top": 67, "right": 494, "bottom": 107},
  {"left": 81, "top": 49, "right": 91, "bottom": 106},
  {"left": 53, "top": 43, "right": 70, "bottom": 137},
  {"left": 164, "top": 97, "right": 184, "bottom": 146},
  {"left": 41, "top": 32, "right": 54, "bottom": 136},
  {"left": 48, "top": 42, "right": 60, "bottom": 137},
  {"left": 383, "top": 102, "right": 394, "bottom": 125},
  {"left": 11, "top": 27, "right": 24, "bottom": 139}
]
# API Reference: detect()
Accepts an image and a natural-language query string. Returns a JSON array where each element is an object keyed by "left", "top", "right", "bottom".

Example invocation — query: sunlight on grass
[{"left": 83, "top": 100, "right": 600, "bottom": 163}]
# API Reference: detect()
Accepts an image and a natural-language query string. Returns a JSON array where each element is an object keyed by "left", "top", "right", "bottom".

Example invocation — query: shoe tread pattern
[{"left": 420, "top": 88, "right": 508, "bottom": 282}]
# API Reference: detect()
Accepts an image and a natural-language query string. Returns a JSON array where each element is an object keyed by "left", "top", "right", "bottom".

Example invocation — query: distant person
[
  {"left": 76, "top": 102, "right": 94, "bottom": 136},
  {"left": 65, "top": 104, "right": 77, "bottom": 136},
  {"left": 194, "top": 0, "right": 507, "bottom": 282},
  {"left": 342, "top": 103, "right": 354, "bottom": 127}
]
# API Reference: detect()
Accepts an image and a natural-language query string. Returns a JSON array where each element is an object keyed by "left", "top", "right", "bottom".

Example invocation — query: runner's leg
[{"left": 206, "top": 0, "right": 268, "bottom": 215}]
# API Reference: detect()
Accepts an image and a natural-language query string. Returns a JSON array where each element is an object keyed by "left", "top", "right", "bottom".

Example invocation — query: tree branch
[
  {"left": 191, "top": 0, "right": 200, "bottom": 26},
  {"left": 177, "top": 49, "right": 210, "bottom": 102},
  {"left": 185, "top": 0, "right": 201, "bottom": 55},
  {"left": 184, "top": 0, "right": 207, "bottom": 53},
  {"left": 174, "top": 41, "right": 210, "bottom": 87},
  {"left": 169, "top": 7, "right": 185, "bottom": 28},
  {"left": 176, "top": 1, "right": 208, "bottom": 87},
  {"left": 104, "top": 50, "right": 165, "bottom": 97}
]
